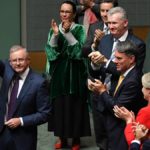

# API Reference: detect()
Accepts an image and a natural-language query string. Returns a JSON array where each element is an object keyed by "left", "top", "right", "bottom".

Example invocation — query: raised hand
[
  {"left": 62, "top": 21, "right": 72, "bottom": 33},
  {"left": 113, "top": 105, "right": 135, "bottom": 124},
  {"left": 51, "top": 19, "right": 59, "bottom": 35}
]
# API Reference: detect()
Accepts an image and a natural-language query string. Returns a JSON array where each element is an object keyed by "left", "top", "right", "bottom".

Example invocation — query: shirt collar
[
  {"left": 118, "top": 30, "right": 128, "bottom": 42},
  {"left": 122, "top": 65, "right": 135, "bottom": 77},
  {"left": 103, "top": 23, "right": 107, "bottom": 30},
  {"left": 19, "top": 67, "right": 30, "bottom": 81}
]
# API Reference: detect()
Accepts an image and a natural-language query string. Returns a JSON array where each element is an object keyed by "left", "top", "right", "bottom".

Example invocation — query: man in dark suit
[
  {"left": 88, "top": 40, "right": 146, "bottom": 150},
  {"left": 89, "top": 7, "right": 146, "bottom": 75},
  {"left": 88, "top": 7, "right": 146, "bottom": 149},
  {"left": 83, "top": 1, "right": 118, "bottom": 150},
  {"left": 0, "top": 45, "right": 51, "bottom": 150},
  {"left": 82, "top": 0, "right": 118, "bottom": 56}
]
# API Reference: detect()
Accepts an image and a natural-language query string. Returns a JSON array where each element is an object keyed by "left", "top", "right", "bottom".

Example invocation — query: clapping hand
[
  {"left": 87, "top": 78, "right": 107, "bottom": 94},
  {"left": 132, "top": 123, "right": 149, "bottom": 140},
  {"left": 51, "top": 19, "right": 59, "bottom": 35},
  {"left": 88, "top": 51, "right": 107, "bottom": 65},
  {"left": 62, "top": 21, "right": 72, "bottom": 33},
  {"left": 113, "top": 105, "right": 135, "bottom": 124}
]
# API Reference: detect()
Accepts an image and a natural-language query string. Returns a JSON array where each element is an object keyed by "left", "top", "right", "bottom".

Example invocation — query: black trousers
[{"left": 91, "top": 99, "right": 108, "bottom": 150}]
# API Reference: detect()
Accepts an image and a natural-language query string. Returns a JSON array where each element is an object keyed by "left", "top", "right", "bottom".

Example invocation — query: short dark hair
[
  {"left": 61, "top": 1, "right": 76, "bottom": 14},
  {"left": 116, "top": 40, "right": 138, "bottom": 62},
  {"left": 100, "top": 0, "right": 118, "bottom": 7}
]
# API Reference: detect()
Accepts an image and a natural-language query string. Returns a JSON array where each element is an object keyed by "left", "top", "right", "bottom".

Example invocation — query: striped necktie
[{"left": 110, "top": 38, "right": 118, "bottom": 61}]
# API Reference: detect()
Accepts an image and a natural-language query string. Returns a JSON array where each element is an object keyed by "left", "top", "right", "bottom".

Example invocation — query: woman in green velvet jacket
[{"left": 45, "top": 1, "right": 91, "bottom": 150}]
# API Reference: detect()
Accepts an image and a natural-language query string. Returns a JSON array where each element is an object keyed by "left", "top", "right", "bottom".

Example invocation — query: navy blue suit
[
  {"left": 89, "top": 30, "right": 146, "bottom": 150},
  {"left": 0, "top": 60, "right": 51, "bottom": 150},
  {"left": 98, "top": 32, "right": 146, "bottom": 75},
  {"left": 130, "top": 142, "right": 141, "bottom": 150},
  {"left": 100, "top": 67, "right": 146, "bottom": 150}
]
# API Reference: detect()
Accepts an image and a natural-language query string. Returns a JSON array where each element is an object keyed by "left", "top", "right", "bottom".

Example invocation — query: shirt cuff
[
  {"left": 63, "top": 32, "right": 77, "bottom": 45},
  {"left": 49, "top": 34, "right": 59, "bottom": 46},
  {"left": 91, "top": 45, "right": 96, "bottom": 51},
  {"left": 19, "top": 117, "right": 24, "bottom": 126},
  {"left": 131, "top": 140, "right": 141, "bottom": 145}
]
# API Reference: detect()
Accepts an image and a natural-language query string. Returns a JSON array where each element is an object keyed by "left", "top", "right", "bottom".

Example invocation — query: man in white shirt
[{"left": 0, "top": 45, "right": 51, "bottom": 150}]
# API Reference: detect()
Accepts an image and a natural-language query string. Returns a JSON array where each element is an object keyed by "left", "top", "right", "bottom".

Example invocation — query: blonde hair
[
  {"left": 9, "top": 45, "right": 29, "bottom": 58},
  {"left": 142, "top": 72, "right": 150, "bottom": 89},
  {"left": 10, "top": 45, "right": 27, "bottom": 53}
]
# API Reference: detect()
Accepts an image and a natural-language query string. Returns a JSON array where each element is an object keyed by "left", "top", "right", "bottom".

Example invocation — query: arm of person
[
  {"left": 0, "top": 60, "right": 5, "bottom": 77},
  {"left": 21, "top": 79, "right": 51, "bottom": 126},
  {"left": 100, "top": 78, "right": 142, "bottom": 114},
  {"left": 113, "top": 105, "right": 135, "bottom": 124},
  {"left": 128, "top": 123, "right": 149, "bottom": 149},
  {"left": 129, "top": 141, "right": 140, "bottom": 150},
  {"left": 59, "top": 24, "right": 86, "bottom": 59}
]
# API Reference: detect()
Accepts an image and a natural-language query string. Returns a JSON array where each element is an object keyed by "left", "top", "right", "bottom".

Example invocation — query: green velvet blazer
[{"left": 45, "top": 23, "right": 88, "bottom": 99}]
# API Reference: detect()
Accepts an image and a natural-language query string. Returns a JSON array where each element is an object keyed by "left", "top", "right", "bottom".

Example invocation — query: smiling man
[
  {"left": 88, "top": 40, "right": 147, "bottom": 150},
  {"left": 0, "top": 45, "right": 51, "bottom": 150}
]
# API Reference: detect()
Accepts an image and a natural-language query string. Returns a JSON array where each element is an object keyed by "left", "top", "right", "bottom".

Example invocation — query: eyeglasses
[
  {"left": 10, "top": 58, "right": 27, "bottom": 64},
  {"left": 60, "top": 10, "right": 72, "bottom": 14}
]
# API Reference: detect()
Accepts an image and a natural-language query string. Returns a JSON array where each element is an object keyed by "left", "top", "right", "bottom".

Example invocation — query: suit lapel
[
  {"left": 100, "top": 35, "right": 114, "bottom": 59},
  {"left": 13, "top": 70, "right": 33, "bottom": 114},
  {"left": 113, "top": 68, "right": 135, "bottom": 97}
]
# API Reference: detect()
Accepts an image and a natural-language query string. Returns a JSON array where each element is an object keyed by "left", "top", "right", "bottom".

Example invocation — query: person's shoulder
[
  {"left": 125, "top": 67, "right": 142, "bottom": 84},
  {"left": 127, "top": 31, "right": 145, "bottom": 45},
  {"left": 139, "top": 105, "right": 150, "bottom": 114},
  {"left": 29, "top": 70, "right": 45, "bottom": 83},
  {"left": 100, "top": 34, "right": 113, "bottom": 42}
]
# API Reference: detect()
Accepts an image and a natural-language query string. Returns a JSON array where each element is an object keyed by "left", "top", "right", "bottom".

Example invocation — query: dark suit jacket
[
  {"left": 89, "top": 30, "right": 146, "bottom": 112},
  {"left": 130, "top": 142, "right": 141, "bottom": 150},
  {"left": 130, "top": 140, "right": 150, "bottom": 150},
  {"left": 99, "top": 67, "right": 146, "bottom": 150},
  {"left": 0, "top": 60, "right": 51, "bottom": 150},
  {"left": 98, "top": 31, "right": 146, "bottom": 74}
]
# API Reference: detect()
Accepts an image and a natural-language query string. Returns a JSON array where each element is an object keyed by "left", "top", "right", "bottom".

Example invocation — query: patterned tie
[
  {"left": 7, "top": 75, "right": 20, "bottom": 120},
  {"left": 110, "top": 38, "right": 118, "bottom": 61},
  {"left": 103, "top": 26, "right": 109, "bottom": 35},
  {"left": 114, "top": 75, "right": 124, "bottom": 96}
]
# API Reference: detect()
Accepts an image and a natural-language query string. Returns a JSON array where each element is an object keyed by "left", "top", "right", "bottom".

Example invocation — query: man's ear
[
  {"left": 124, "top": 19, "right": 128, "bottom": 28},
  {"left": 130, "top": 55, "right": 135, "bottom": 64}
]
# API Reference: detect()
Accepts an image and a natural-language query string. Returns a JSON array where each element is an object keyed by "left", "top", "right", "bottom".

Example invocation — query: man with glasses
[{"left": 0, "top": 45, "right": 51, "bottom": 150}]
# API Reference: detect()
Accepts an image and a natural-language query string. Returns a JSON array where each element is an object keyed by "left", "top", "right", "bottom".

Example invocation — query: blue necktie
[{"left": 7, "top": 75, "right": 20, "bottom": 120}]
